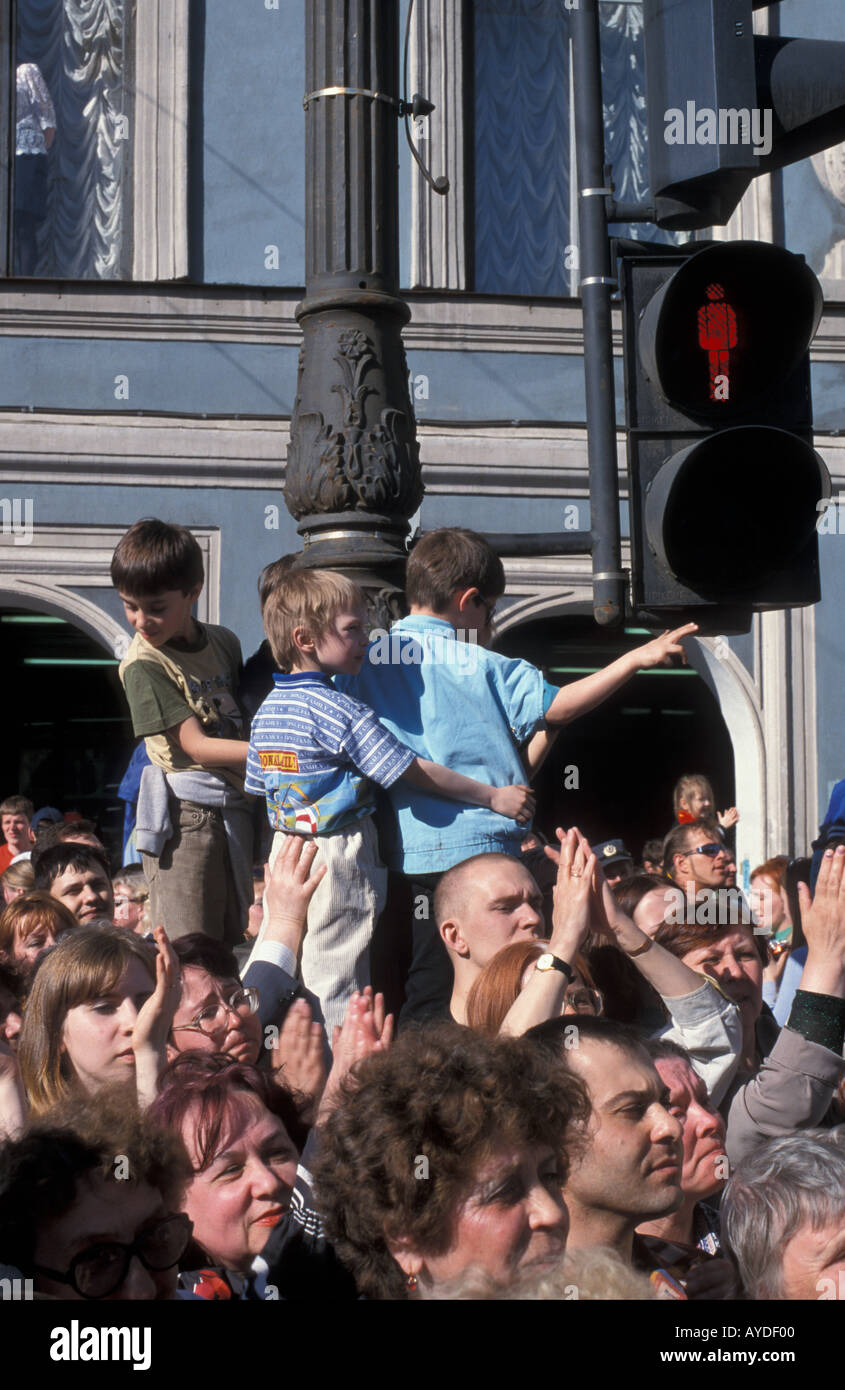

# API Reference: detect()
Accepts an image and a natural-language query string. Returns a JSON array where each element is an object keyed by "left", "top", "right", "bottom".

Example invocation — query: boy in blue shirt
[
  {"left": 246, "top": 566, "right": 533, "bottom": 1038},
  {"left": 338, "top": 527, "right": 697, "bottom": 1019}
]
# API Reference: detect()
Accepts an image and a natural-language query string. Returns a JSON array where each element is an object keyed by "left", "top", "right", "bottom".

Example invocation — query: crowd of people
[{"left": 0, "top": 519, "right": 843, "bottom": 1304}]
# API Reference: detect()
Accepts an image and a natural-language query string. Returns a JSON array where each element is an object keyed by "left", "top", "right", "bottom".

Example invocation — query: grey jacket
[{"left": 723, "top": 1025, "right": 844, "bottom": 1166}]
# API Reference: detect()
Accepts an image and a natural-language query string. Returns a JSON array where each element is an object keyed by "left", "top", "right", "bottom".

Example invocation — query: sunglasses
[{"left": 688, "top": 842, "right": 727, "bottom": 859}]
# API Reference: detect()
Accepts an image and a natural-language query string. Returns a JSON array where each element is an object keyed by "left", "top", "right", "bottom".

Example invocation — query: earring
[{"left": 406, "top": 1274, "right": 418, "bottom": 1292}]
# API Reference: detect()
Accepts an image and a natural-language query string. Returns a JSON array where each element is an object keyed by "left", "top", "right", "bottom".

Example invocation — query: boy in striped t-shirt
[{"left": 246, "top": 568, "right": 533, "bottom": 1040}]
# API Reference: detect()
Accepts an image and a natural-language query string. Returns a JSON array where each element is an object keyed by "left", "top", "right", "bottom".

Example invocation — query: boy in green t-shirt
[{"left": 111, "top": 519, "right": 253, "bottom": 941}]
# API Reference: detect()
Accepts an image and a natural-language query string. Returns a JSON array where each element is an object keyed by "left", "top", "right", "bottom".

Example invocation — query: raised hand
[
  {"left": 318, "top": 988, "right": 394, "bottom": 1122},
  {"left": 272, "top": 996, "right": 328, "bottom": 1125},
  {"left": 490, "top": 783, "right": 536, "bottom": 824},
  {"left": 717, "top": 806, "right": 740, "bottom": 829},
  {"left": 132, "top": 924, "right": 181, "bottom": 1108},
  {"left": 265, "top": 834, "right": 327, "bottom": 933},
  {"left": 797, "top": 845, "right": 845, "bottom": 998},
  {"left": 634, "top": 623, "right": 698, "bottom": 670},
  {"left": 549, "top": 827, "right": 596, "bottom": 957},
  {"left": 132, "top": 924, "right": 180, "bottom": 1059}
]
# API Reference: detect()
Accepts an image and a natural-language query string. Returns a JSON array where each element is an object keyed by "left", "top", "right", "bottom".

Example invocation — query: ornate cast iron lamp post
[{"left": 285, "top": 0, "right": 423, "bottom": 622}]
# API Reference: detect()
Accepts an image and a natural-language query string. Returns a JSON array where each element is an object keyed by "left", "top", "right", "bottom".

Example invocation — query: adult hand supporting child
[{"left": 263, "top": 833, "right": 327, "bottom": 958}]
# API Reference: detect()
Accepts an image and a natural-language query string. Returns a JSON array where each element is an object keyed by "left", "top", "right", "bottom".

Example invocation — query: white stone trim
[
  {"left": 0, "top": 288, "right": 303, "bottom": 342},
  {"left": 791, "top": 603, "right": 820, "bottom": 847},
  {"left": 0, "top": 579, "right": 128, "bottom": 657},
  {"left": 131, "top": 0, "right": 190, "bottom": 281},
  {"left": 688, "top": 637, "right": 768, "bottom": 872},
  {"left": 0, "top": 284, "right": 843, "bottom": 368},
  {"left": 409, "top": 0, "right": 467, "bottom": 290},
  {"left": 0, "top": 413, "right": 620, "bottom": 497},
  {"left": 0, "top": 414, "right": 285, "bottom": 489}
]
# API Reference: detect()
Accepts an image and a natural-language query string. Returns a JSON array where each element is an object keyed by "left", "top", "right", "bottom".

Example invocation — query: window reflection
[
  {"left": 15, "top": 61, "right": 55, "bottom": 275},
  {"left": 14, "top": 1, "right": 130, "bottom": 279}
]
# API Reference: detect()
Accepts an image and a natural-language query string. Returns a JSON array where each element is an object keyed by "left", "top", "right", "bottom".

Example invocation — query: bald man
[{"left": 434, "top": 851, "right": 547, "bottom": 1024}]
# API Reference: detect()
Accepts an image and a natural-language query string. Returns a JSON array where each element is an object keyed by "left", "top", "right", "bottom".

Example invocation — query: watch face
[{"left": 536, "top": 953, "right": 554, "bottom": 972}]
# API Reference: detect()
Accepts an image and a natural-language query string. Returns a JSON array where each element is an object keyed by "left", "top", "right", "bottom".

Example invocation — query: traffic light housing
[
  {"left": 620, "top": 240, "right": 831, "bottom": 628},
  {"left": 643, "top": 0, "right": 845, "bottom": 230}
]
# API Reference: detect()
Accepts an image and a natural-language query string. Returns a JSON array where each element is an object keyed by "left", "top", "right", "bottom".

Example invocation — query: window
[{"left": 7, "top": 0, "right": 187, "bottom": 280}]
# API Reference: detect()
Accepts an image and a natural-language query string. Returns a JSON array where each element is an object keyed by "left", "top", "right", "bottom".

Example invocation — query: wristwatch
[{"left": 535, "top": 952, "right": 574, "bottom": 982}]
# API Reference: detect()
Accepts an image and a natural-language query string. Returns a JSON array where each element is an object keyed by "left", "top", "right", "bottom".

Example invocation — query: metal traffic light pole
[{"left": 570, "top": 0, "right": 626, "bottom": 628}]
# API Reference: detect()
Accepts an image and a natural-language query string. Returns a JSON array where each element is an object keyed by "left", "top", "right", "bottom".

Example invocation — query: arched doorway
[
  {"left": 0, "top": 606, "right": 134, "bottom": 859},
  {"left": 495, "top": 615, "right": 736, "bottom": 861}
]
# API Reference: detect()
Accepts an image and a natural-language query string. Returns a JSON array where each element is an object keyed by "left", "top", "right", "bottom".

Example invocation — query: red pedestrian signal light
[
  {"left": 636, "top": 242, "right": 822, "bottom": 420},
  {"left": 620, "top": 241, "right": 830, "bottom": 625},
  {"left": 697, "top": 283, "right": 737, "bottom": 405}
]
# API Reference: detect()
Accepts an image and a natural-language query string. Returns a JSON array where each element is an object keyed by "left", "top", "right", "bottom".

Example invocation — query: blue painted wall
[
  {"left": 198, "top": 0, "right": 306, "bottom": 286},
  {"left": 2, "top": 330, "right": 841, "bottom": 432},
  {"left": 0, "top": 340, "right": 602, "bottom": 418},
  {"left": 0, "top": 339, "right": 297, "bottom": 413}
]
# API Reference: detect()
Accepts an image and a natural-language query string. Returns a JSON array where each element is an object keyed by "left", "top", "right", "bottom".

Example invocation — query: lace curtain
[{"left": 16, "top": 0, "right": 131, "bottom": 278}]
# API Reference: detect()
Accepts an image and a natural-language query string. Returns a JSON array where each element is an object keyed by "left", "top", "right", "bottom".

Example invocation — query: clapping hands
[
  {"left": 549, "top": 827, "right": 597, "bottom": 956},
  {"left": 318, "top": 987, "right": 394, "bottom": 1122},
  {"left": 272, "top": 997, "right": 328, "bottom": 1127}
]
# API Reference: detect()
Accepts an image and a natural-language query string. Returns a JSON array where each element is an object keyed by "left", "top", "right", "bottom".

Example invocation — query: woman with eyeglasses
[
  {"left": 169, "top": 935, "right": 262, "bottom": 1066},
  {"left": 0, "top": 1085, "right": 192, "bottom": 1300},
  {"left": 148, "top": 1051, "right": 308, "bottom": 1297},
  {"left": 17, "top": 923, "right": 180, "bottom": 1116}
]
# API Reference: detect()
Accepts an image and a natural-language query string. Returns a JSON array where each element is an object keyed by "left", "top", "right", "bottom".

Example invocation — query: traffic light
[
  {"left": 643, "top": 0, "right": 845, "bottom": 229},
  {"left": 619, "top": 239, "right": 831, "bottom": 628}
]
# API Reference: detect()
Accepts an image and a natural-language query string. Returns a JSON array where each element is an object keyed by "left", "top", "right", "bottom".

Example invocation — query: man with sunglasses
[{"left": 664, "top": 819, "right": 735, "bottom": 897}]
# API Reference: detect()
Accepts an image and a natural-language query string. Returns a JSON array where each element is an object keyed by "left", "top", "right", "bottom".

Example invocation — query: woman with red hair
[
  {"left": 148, "top": 1051, "right": 307, "bottom": 1298},
  {"left": 466, "top": 939, "right": 602, "bottom": 1036}
]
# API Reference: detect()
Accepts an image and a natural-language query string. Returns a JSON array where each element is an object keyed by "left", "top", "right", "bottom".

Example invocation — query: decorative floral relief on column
[{"left": 285, "top": 330, "right": 423, "bottom": 521}]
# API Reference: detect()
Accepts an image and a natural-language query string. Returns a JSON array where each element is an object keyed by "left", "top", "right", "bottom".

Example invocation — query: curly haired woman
[{"left": 312, "top": 1021, "right": 588, "bottom": 1299}]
